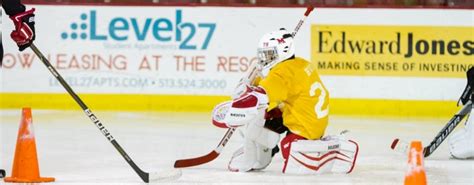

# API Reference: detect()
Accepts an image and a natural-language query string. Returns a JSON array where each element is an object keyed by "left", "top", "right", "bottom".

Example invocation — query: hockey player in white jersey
[
  {"left": 449, "top": 67, "right": 474, "bottom": 159},
  {"left": 220, "top": 29, "right": 359, "bottom": 174}
]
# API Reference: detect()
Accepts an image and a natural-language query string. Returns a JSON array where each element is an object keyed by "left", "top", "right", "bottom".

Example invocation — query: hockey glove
[{"left": 10, "top": 8, "right": 35, "bottom": 51}]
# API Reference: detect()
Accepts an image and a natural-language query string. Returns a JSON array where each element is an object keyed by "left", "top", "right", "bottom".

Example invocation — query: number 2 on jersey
[{"left": 309, "top": 82, "right": 329, "bottom": 119}]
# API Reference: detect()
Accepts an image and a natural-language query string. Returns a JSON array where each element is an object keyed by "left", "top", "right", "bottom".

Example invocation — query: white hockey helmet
[{"left": 257, "top": 28, "right": 295, "bottom": 77}]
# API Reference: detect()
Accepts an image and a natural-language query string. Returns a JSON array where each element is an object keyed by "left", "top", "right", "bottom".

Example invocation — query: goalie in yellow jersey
[{"left": 221, "top": 28, "right": 359, "bottom": 174}]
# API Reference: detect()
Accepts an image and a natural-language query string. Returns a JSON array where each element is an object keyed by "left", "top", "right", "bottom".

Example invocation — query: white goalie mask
[{"left": 257, "top": 28, "right": 295, "bottom": 77}]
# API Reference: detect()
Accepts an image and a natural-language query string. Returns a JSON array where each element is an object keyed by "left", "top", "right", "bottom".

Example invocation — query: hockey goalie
[
  {"left": 449, "top": 67, "right": 474, "bottom": 159},
  {"left": 219, "top": 29, "right": 359, "bottom": 174}
]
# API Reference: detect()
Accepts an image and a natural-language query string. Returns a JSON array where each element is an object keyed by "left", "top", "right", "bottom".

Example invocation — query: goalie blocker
[{"left": 221, "top": 85, "right": 359, "bottom": 174}]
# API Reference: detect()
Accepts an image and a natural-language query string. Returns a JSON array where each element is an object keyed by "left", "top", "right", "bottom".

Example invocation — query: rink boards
[{"left": 1, "top": 5, "right": 473, "bottom": 118}]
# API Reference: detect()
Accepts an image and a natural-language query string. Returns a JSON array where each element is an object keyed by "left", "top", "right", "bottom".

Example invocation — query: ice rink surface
[{"left": 1, "top": 109, "right": 473, "bottom": 185}]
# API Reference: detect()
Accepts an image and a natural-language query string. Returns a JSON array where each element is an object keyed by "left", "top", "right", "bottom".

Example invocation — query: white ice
[{"left": 1, "top": 109, "right": 473, "bottom": 184}]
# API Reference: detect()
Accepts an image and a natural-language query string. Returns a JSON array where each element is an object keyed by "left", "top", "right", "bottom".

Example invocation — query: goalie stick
[
  {"left": 174, "top": 6, "right": 315, "bottom": 168},
  {"left": 174, "top": 100, "right": 234, "bottom": 168},
  {"left": 29, "top": 44, "right": 181, "bottom": 182},
  {"left": 391, "top": 100, "right": 472, "bottom": 157},
  {"left": 174, "top": 127, "right": 236, "bottom": 168}
]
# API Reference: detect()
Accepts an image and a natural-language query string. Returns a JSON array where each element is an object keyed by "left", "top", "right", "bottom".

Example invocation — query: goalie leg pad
[
  {"left": 228, "top": 122, "right": 280, "bottom": 172},
  {"left": 283, "top": 135, "right": 359, "bottom": 174},
  {"left": 449, "top": 107, "right": 474, "bottom": 159},
  {"left": 253, "top": 143, "right": 274, "bottom": 170},
  {"left": 281, "top": 133, "right": 306, "bottom": 162},
  {"left": 245, "top": 121, "right": 280, "bottom": 148},
  {"left": 228, "top": 142, "right": 275, "bottom": 172},
  {"left": 228, "top": 137, "right": 256, "bottom": 172}
]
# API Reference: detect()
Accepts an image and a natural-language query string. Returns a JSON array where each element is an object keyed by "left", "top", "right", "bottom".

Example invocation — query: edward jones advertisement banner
[{"left": 311, "top": 25, "right": 473, "bottom": 77}]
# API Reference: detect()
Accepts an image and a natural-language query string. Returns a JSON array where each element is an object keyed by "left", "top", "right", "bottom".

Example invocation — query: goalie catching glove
[{"left": 223, "top": 85, "right": 269, "bottom": 128}]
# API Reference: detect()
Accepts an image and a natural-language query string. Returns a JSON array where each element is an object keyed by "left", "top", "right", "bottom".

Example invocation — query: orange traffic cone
[
  {"left": 4, "top": 108, "right": 55, "bottom": 183},
  {"left": 404, "top": 140, "right": 427, "bottom": 185}
]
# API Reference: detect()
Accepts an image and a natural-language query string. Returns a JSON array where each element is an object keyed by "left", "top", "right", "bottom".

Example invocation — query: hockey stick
[
  {"left": 292, "top": 6, "right": 314, "bottom": 37},
  {"left": 174, "top": 128, "right": 236, "bottom": 168},
  {"left": 391, "top": 100, "right": 472, "bottom": 157},
  {"left": 174, "top": 101, "right": 233, "bottom": 167},
  {"left": 173, "top": 6, "right": 315, "bottom": 168},
  {"left": 29, "top": 44, "right": 181, "bottom": 182}
]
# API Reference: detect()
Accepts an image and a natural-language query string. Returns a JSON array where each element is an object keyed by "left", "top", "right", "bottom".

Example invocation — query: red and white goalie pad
[
  {"left": 283, "top": 134, "right": 359, "bottom": 174},
  {"left": 221, "top": 86, "right": 269, "bottom": 128}
]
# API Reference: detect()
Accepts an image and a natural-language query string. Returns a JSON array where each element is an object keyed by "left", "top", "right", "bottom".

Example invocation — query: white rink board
[{"left": 1, "top": 6, "right": 473, "bottom": 100}]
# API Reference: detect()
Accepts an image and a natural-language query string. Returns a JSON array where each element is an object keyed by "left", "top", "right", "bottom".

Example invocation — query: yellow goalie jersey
[{"left": 258, "top": 57, "right": 329, "bottom": 140}]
